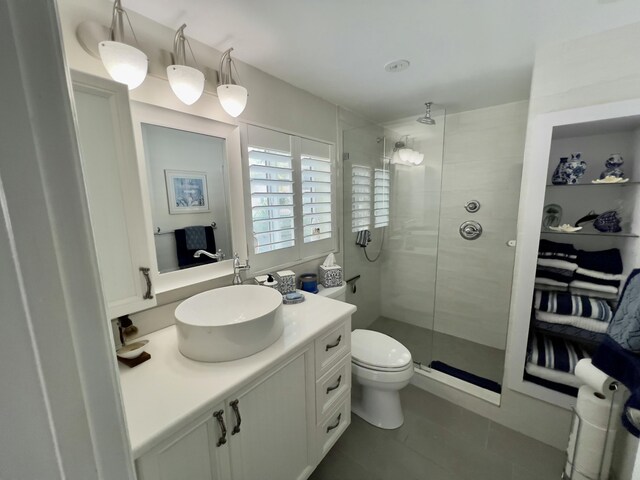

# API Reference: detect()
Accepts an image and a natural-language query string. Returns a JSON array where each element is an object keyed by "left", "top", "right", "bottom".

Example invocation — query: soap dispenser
[{"left": 263, "top": 274, "right": 279, "bottom": 290}]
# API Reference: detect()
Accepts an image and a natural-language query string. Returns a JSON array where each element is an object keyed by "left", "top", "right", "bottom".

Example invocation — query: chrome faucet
[
  {"left": 232, "top": 253, "right": 250, "bottom": 285},
  {"left": 194, "top": 249, "right": 225, "bottom": 261}
]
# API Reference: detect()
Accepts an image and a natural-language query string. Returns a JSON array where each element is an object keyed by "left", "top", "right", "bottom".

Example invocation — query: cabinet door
[
  {"left": 228, "top": 350, "right": 315, "bottom": 480},
  {"left": 72, "top": 72, "right": 156, "bottom": 318},
  {"left": 136, "top": 409, "right": 229, "bottom": 480}
]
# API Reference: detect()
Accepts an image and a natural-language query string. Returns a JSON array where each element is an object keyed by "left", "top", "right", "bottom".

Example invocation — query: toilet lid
[{"left": 351, "top": 329, "right": 412, "bottom": 371}]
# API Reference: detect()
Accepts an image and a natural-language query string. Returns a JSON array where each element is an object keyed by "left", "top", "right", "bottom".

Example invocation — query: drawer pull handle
[
  {"left": 326, "top": 375, "right": 342, "bottom": 394},
  {"left": 230, "top": 399, "right": 241, "bottom": 435},
  {"left": 325, "top": 335, "right": 342, "bottom": 352},
  {"left": 213, "top": 410, "right": 227, "bottom": 446},
  {"left": 326, "top": 413, "right": 342, "bottom": 433}
]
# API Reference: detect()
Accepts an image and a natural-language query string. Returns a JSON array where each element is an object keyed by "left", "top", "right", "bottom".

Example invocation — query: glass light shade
[
  {"left": 391, "top": 151, "right": 401, "bottom": 164},
  {"left": 99, "top": 41, "right": 148, "bottom": 90},
  {"left": 167, "top": 65, "right": 205, "bottom": 105},
  {"left": 413, "top": 152, "right": 425, "bottom": 165},
  {"left": 217, "top": 84, "right": 248, "bottom": 117},
  {"left": 398, "top": 148, "right": 413, "bottom": 163}
]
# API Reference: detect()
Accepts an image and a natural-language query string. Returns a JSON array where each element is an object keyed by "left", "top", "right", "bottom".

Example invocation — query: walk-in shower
[{"left": 343, "top": 102, "right": 517, "bottom": 400}]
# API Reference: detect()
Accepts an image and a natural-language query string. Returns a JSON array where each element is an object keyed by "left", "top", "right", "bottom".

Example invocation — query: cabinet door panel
[
  {"left": 72, "top": 72, "right": 156, "bottom": 317},
  {"left": 136, "top": 411, "right": 225, "bottom": 480},
  {"left": 229, "top": 352, "right": 312, "bottom": 480}
]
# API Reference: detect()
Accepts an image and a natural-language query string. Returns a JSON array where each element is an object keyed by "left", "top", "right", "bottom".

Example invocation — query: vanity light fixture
[
  {"left": 167, "top": 24, "right": 205, "bottom": 105},
  {"left": 217, "top": 48, "right": 248, "bottom": 117},
  {"left": 98, "top": 0, "right": 148, "bottom": 90}
]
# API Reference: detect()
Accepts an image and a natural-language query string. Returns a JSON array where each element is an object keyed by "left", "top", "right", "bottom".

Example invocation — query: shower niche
[{"left": 508, "top": 99, "right": 640, "bottom": 409}]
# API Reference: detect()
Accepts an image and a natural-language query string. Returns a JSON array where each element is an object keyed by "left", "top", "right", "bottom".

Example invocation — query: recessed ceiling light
[{"left": 384, "top": 59, "right": 410, "bottom": 73}]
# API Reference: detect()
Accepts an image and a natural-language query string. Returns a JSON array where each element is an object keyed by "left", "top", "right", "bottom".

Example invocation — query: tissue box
[
  {"left": 319, "top": 265, "right": 343, "bottom": 288},
  {"left": 276, "top": 270, "right": 296, "bottom": 294}
]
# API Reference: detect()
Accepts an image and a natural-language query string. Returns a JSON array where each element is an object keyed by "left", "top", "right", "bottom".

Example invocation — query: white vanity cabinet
[
  {"left": 71, "top": 71, "right": 156, "bottom": 318},
  {"left": 132, "top": 317, "right": 352, "bottom": 480}
]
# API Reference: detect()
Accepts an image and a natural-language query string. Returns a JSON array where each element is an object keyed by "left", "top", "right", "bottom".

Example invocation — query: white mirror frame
[
  {"left": 506, "top": 98, "right": 640, "bottom": 409},
  {"left": 130, "top": 101, "right": 248, "bottom": 294}
]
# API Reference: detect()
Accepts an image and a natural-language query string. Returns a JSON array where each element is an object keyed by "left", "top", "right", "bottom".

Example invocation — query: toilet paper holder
[{"left": 562, "top": 382, "right": 620, "bottom": 480}]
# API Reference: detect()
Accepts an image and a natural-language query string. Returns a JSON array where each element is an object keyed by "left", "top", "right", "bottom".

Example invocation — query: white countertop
[{"left": 118, "top": 292, "right": 356, "bottom": 459}]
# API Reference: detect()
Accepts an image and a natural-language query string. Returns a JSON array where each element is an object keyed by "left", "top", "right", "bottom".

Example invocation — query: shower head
[{"left": 417, "top": 102, "right": 436, "bottom": 125}]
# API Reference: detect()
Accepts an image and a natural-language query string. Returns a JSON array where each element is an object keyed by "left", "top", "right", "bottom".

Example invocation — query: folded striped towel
[
  {"left": 528, "top": 332, "right": 590, "bottom": 373},
  {"left": 536, "top": 277, "right": 569, "bottom": 288},
  {"left": 533, "top": 290, "right": 612, "bottom": 321},
  {"left": 536, "top": 265, "right": 574, "bottom": 283},
  {"left": 538, "top": 239, "right": 578, "bottom": 260},
  {"left": 537, "top": 258, "right": 578, "bottom": 271},
  {"left": 534, "top": 310, "right": 609, "bottom": 334},
  {"left": 569, "top": 287, "right": 618, "bottom": 301}
]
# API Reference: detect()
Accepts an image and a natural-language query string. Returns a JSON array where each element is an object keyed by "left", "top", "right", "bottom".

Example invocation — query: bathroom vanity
[{"left": 120, "top": 292, "right": 355, "bottom": 480}]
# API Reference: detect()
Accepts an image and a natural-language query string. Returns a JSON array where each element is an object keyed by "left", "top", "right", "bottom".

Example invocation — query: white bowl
[{"left": 116, "top": 340, "right": 149, "bottom": 359}]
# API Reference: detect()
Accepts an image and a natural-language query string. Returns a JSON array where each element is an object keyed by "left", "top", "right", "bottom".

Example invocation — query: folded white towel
[
  {"left": 537, "top": 258, "right": 578, "bottom": 271},
  {"left": 569, "top": 287, "right": 618, "bottom": 301},
  {"left": 525, "top": 363, "right": 583, "bottom": 388},
  {"left": 534, "top": 310, "right": 609, "bottom": 333},
  {"left": 569, "top": 280, "right": 619, "bottom": 295},
  {"left": 535, "top": 277, "right": 569, "bottom": 287},
  {"left": 575, "top": 267, "right": 623, "bottom": 281}
]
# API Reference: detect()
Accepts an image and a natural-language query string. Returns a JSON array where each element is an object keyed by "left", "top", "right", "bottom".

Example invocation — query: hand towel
[
  {"left": 184, "top": 226, "right": 207, "bottom": 250},
  {"left": 355, "top": 229, "right": 371, "bottom": 247},
  {"left": 593, "top": 269, "right": 640, "bottom": 437}
]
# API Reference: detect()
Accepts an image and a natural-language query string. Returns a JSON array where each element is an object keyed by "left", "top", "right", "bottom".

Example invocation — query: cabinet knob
[
  {"left": 230, "top": 399, "right": 242, "bottom": 435},
  {"left": 139, "top": 267, "right": 153, "bottom": 300},
  {"left": 213, "top": 410, "right": 227, "bottom": 447},
  {"left": 325, "top": 335, "right": 342, "bottom": 352}
]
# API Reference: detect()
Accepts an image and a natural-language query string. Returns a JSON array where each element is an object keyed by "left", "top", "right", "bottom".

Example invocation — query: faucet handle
[{"left": 217, "top": 249, "right": 225, "bottom": 260}]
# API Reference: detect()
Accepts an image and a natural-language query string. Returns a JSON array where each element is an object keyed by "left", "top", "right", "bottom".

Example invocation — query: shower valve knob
[{"left": 459, "top": 221, "right": 482, "bottom": 240}]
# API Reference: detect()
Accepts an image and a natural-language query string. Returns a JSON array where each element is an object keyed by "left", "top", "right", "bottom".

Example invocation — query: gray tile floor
[
  {"left": 370, "top": 316, "right": 505, "bottom": 384},
  {"left": 310, "top": 385, "right": 565, "bottom": 480}
]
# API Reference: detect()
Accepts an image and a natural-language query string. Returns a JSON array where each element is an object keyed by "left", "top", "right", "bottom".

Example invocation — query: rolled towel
[
  {"left": 570, "top": 280, "right": 619, "bottom": 295},
  {"left": 535, "top": 310, "right": 610, "bottom": 334},
  {"left": 537, "top": 258, "right": 578, "bottom": 271},
  {"left": 534, "top": 290, "right": 612, "bottom": 321}
]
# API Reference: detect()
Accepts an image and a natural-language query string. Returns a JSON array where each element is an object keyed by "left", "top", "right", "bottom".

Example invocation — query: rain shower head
[{"left": 417, "top": 102, "right": 436, "bottom": 125}]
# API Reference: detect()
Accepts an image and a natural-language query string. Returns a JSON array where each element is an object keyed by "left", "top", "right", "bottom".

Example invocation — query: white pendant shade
[
  {"left": 99, "top": 41, "right": 148, "bottom": 90},
  {"left": 398, "top": 148, "right": 413, "bottom": 163},
  {"left": 217, "top": 84, "right": 248, "bottom": 117},
  {"left": 414, "top": 152, "right": 425, "bottom": 165},
  {"left": 167, "top": 65, "right": 205, "bottom": 105}
]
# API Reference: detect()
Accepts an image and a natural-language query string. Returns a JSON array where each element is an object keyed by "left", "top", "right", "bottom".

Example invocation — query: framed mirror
[{"left": 130, "top": 102, "right": 248, "bottom": 294}]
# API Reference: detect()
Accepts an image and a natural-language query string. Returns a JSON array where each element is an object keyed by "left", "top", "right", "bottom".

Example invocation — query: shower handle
[{"left": 459, "top": 221, "right": 482, "bottom": 240}]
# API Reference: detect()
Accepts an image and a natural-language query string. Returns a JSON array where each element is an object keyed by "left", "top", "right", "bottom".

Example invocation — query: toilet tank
[{"left": 316, "top": 283, "right": 347, "bottom": 302}]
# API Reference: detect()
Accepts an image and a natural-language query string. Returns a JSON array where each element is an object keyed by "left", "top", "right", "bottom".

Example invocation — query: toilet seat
[{"left": 351, "top": 329, "right": 412, "bottom": 371}]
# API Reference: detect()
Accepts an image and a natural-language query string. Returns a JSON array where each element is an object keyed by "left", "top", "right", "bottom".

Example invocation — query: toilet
[{"left": 317, "top": 283, "right": 414, "bottom": 429}]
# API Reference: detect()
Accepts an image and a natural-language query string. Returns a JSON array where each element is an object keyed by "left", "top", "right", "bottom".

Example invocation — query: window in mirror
[{"left": 141, "top": 124, "right": 232, "bottom": 273}]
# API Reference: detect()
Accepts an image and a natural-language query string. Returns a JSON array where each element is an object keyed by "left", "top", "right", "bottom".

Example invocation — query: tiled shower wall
[{"left": 433, "top": 101, "right": 528, "bottom": 350}]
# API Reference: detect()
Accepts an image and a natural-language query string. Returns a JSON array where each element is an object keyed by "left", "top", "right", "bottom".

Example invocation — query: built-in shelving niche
[{"left": 507, "top": 99, "right": 640, "bottom": 410}]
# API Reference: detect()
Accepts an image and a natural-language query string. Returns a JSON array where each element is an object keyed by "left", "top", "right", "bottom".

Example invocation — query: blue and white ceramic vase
[
  {"left": 566, "top": 152, "right": 587, "bottom": 184},
  {"left": 599, "top": 153, "right": 625, "bottom": 179},
  {"left": 552, "top": 157, "right": 569, "bottom": 185}
]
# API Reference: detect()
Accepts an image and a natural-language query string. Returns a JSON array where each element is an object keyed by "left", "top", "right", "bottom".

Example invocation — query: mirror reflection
[{"left": 140, "top": 123, "right": 232, "bottom": 273}]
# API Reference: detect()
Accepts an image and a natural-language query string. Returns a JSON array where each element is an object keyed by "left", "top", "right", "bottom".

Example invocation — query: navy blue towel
[
  {"left": 593, "top": 269, "right": 640, "bottom": 437},
  {"left": 174, "top": 226, "right": 216, "bottom": 268},
  {"left": 538, "top": 239, "right": 578, "bottom": 260},
  {"left": 429, "top": 361, "right": 502, "bottom": 394},
  {"left": 577, "top": 248, "right": 623, "bottom": 275}
]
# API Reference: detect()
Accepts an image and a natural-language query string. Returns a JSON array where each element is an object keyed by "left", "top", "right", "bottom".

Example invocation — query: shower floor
[{"left": 369, "top": 317, "right": 505, "bottom": 385}]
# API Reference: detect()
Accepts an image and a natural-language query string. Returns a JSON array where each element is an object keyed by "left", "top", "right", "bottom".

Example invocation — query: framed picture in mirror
[{"left": 165, "top": 169, "right": 210, "bottom": 214}]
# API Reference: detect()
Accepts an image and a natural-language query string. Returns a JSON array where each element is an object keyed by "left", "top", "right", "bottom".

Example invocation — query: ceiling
[{"left": 126, "top": 0, "right": 640, "bottom": 122}]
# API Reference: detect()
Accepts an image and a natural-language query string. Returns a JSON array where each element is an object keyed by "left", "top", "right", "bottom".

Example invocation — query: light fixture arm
[
  {"left": 108, "top": 0, "right": 141, "bottom": 48},
  {"left": 220, "top": 47, "right": 233, "bottom": 85},
  {"left": 173, "top": 24, "right": 188, "bottom": 65}
]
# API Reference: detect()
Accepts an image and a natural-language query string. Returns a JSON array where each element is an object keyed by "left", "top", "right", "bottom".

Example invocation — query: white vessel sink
[{"left": 174, "top": 285, "right": 284, "bottom": 362}]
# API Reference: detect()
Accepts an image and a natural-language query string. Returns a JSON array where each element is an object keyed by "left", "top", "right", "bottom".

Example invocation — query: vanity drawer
[
  {"left": 317, "top": 394, "right": 351, "bottom": 460},
  {"left": 315, "top": 320, "right": 350, "bottom": 378},
  {"left": 316, "top": 355, "right": 351, "bottom": 422}
]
